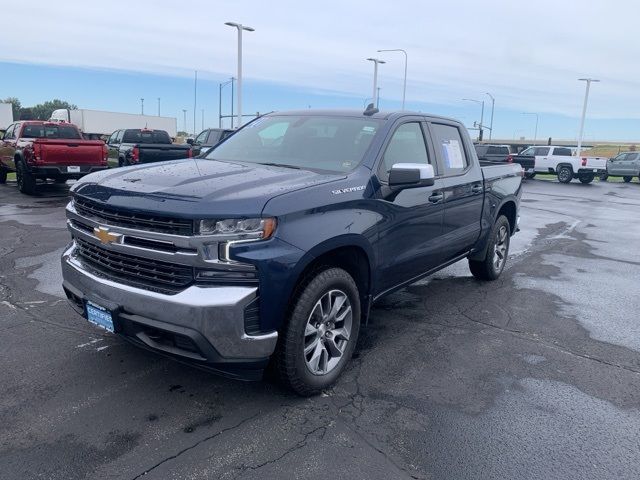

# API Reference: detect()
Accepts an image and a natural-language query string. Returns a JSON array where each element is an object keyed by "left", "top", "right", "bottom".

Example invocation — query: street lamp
[
  {"left": 157, "top": 97, "right": 161, "bottom": 117},
  {"left": 377, "top": 49, "right": 407, "bottom": 109},
  {"left": 366, "top": 58, "right": 386, "bottom": 109},
  {"left": 182, "top": 109, "right": 187, "bottom": 135},
  {"left": 485, "top": 92, "right": 495, "bottom": 140},
  {"left": 576, "top": 78, "right": 600, "bottom": 158},
  {"left": 140, "top": 98, "right": 144, "bottom": 115},
  {"left": 462, "top": 98, "right": 485, "bottom": 141},
  {"left": 225, "top": 21, "right": 255, "bottom": 129},
  {"left": 521, "top": 112, "right": 539, "bottom": 145}
]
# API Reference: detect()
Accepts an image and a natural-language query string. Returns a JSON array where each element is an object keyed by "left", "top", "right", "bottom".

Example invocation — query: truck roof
[{"left": 268, "top": 109, "right": 462, "bottom": 124}]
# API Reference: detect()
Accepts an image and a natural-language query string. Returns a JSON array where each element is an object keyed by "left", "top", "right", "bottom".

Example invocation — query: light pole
[
  {"left": 219, "top": 77, "right": 235, "bottom": 128},
  {"left": 377, "top": 49, "right": 407, "bottom": 109},
  {"left": 576, "top": 78, "right": 600, "bottom": 158},
  {"left": 193, "top": 70, "right": 198, "bottom": 136},
  {"left": 521, "top": 112, "right": 539, "bottom": 145},
  {"left": 225, "top": 22, "right": 255, "bottom": 129},
  {"left": 182, "top": 109, "right": 187, "bottom": 135},
  {"left": 140, "top": 98, "right": 144, "bottom": 115},
  {"left": 485, "top": 92, "right": 495, "bottom": 140},
  {"left": 201, "top": 109, "right": 204, "bottom": 131},
  {"left": 377, "top": 87, "right": 381, "bottom": 108},
  {"left": 157, "top": 97, "right": 160, "bottom": 116},
  {"left": 366, "top": 58, "right": 386, "bottom": 109},
  {"left": 462, "top": 98, "right": 485, "bottom": 141}
]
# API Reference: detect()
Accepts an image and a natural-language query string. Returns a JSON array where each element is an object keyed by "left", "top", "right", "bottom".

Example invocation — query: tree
[
  {"left": 2, "top": 97, "right": 21, "bottom": 120},
  {"left": 30, "top": 99, "right": 77, "bottom": 121}
]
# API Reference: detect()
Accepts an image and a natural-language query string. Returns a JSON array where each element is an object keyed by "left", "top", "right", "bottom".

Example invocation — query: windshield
[
  {"left": 21, "top": 124, "right": 81, "bottom": 139},
  {"left": 205, "top": 115, "right": 382, "bottom": 173}
]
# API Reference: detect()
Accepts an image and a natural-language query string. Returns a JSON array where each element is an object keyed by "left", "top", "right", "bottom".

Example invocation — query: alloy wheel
[{"left": 493, "top": 225, "right": 509, "bottom": 272}]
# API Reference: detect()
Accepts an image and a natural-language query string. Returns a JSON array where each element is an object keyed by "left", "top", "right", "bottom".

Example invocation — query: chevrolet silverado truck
[
  {"left": 474, "top": 144, "right": 535, "bottom": 173},
  {"left": 0, "top": 121, "right": 108, "bottom": 194},
  {"left": 603, "top": 152, "right": 640, "bottom": 183},
  {"left": 520, "top": 145, "right": 607, "bottom": 183},
  {"left": 61, "top": 110, "right": 522, "bottom": 395},
  {"left": 106, "top": 128, "right": 191, "bottom": 168}
]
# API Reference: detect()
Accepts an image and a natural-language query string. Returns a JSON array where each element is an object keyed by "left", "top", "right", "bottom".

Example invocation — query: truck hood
[{"left": 71, "top": 158, "right": 345, "bottom": 217}]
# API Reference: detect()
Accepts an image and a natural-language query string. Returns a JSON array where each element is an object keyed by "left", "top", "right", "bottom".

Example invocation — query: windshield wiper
[{"left": 256, "top": 162, "right": 301, "bottom": 170}]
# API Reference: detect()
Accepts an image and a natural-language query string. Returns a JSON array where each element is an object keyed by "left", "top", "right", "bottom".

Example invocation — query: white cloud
[{"left": 1, "top": 0, "right": 639, "bottom": 119}]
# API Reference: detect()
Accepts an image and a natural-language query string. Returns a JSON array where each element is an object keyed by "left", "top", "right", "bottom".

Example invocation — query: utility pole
[
  {"left": 140, "top": 98, "right": 144, "bottom": 115},
  {"left": 193, "top": 70, "right": 198, "bottom": 136},
  {"left": 201, "top": 109, "right": 204, "bottom": 131},
  {"left": 462, "top": 98, "right": 484, "bottom": 141},
  {"left": 575, "top": 78, "right": 600, "bottom": 158},
  {"left": 485, "top": 92, "right": 495, "bottom": 140},
  {"left": 157, "top": 97, "right": 160, "bottom": 116},
  {"left": 182, "top": 109, "right": 187, "bottom": 135},
  {"left": 225, "top": 22, "right": 255, "bottom": 128},
  {"left": 377, "top": 87, "right": 381, "bottom": 108}
]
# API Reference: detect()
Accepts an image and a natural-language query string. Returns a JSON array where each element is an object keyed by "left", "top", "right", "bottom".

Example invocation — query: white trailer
[
  {"left": 0, "top": 103, "right": 13, "bottom": 129},
  {"left": 50, "top": 109, "right": 178, "bottom": 138}
]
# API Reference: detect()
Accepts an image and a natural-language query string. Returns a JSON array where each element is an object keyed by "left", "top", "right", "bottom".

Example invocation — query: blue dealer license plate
[{"left": 86, "top": 301, "right": 114, "bottom": 333}]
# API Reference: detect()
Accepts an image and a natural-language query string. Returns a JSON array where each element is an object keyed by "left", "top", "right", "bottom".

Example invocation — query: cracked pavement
[{"left": 1, "top": 178, "right": 640, "bottom": 479}]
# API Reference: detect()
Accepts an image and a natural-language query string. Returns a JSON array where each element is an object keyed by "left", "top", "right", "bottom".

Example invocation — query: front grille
[
  {"left": 244, "top": 298, "right": 261, "bottom": 335},
  {"left": 75, "top": 238, "right": 193, "bottom": 294},
  {"left": 74, "top": 196, "right": 194, "bottom": 236}
]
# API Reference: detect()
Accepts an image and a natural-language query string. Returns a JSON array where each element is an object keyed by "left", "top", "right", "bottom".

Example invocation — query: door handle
[
  {"left": 471, "top": 184, "right": 483, "bottom": 194},
  {"left": 428, "top": 192, "right": 444, "bottom": 203}
]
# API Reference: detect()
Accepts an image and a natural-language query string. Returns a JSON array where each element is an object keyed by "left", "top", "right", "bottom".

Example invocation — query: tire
[
  {"left": 276, "top": 267, "right": 361, "bottom": 396},
  {"left": 469, "top": 215, "right": 511, "bottom": 281},
  {"left": 524, "top": 172, "right": 536, "bottom": 179},
  {"left": 0, "top": 168, "right": 7, "bottom": 184},
  {"left": 623, "top": 176, "right": 632, "bottom": 183},
  {"left": 599, "top": 173, "right": 608, "bottom": 182},
  {"left": 579, "top": 174, "right": 594, "bottom": 184},
  {"left": 557, "top": 166, "right": 573, "bottom": 183},
  {"left": 16, "top": 160, "right": 37, "bottom": 195},
  {"left": 118, "top": 157, "right": 125, "bottom": 168}
]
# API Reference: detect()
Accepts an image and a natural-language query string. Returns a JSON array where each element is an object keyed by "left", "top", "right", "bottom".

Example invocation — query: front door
[
  {"left": 374, "top": 121, "right": 445, "bottom": 292},
  {"left": 0, "top": 124, "right": 17, "bottom": 171},
  {"left": 107, "top": 130, "right": 122, "bottom": 168}
]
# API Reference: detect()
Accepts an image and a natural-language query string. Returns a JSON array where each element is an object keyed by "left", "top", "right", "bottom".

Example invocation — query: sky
[{"left": 1, "top": 0, "right": 639, "bottom": 141}]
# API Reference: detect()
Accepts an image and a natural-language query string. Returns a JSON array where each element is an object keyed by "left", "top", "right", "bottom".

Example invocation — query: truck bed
[{"left": 135, "top": 144, "right": 191, "bottom": 164}]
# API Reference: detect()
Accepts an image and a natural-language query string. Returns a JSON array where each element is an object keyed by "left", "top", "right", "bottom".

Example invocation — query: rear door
[
  {"left": 374, "top": 120, "right": 445, "bottom": 292},
  {"left": 428, "top": 121, "right": 484, "bottom": 261},
  {"left": 106, "top": 130, "right": 122, "bottom": 167},
  {"left": 629, "top": 153, "right": 640, "bottom": 175}
]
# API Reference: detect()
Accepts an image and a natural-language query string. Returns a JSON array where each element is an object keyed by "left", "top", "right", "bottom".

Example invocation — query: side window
[
  {"left": 107, "top": 132, "right": 117, "bottom": 144},
  {"left": 3, "top": 124, "right": 15, "bottom": 140},
  {"left": 380, "top": 122, "right": 430, "bottom": 179},
  {"left": 207, "top": 130, "right": 222, "bottom": 144},
  {"left": 534, "top": 147, "right": 550, "bottom": 156},
  {"left": 628, "top": 153, "right": 639, "bottom": 161},
  {"left": 195, "top": 130, "right": 209, "bottom": 144},
  {"left": 554, "top": 147, "right": 572, "bottom": 156},
  {"left": 430, "top": 123, "right": 469, "bottom": 176},
  {"left": 115, "top": 130, "right": 124, "bottom": 143}
]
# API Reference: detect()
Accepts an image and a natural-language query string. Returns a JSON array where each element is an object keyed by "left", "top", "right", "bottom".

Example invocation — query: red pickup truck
[{"left": 0, "top": 121, "right": 108, "bottom": 195}]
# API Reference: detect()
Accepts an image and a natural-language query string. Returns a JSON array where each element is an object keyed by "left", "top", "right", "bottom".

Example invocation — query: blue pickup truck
[{"left": 61, "top": 109, "right": 522, "bottom": 395}]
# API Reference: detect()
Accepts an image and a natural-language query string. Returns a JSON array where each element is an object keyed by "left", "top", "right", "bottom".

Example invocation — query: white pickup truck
[{"left": 520, "top": 145, "right": 607, "bottom": 184}]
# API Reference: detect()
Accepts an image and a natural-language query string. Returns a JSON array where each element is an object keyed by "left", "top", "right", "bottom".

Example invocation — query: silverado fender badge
[
  {"left": 93, "top": 226, "right": 122, "bottom": 245},
  {"left": 331, "top": 185, "right": 366, "bottom": 195}
]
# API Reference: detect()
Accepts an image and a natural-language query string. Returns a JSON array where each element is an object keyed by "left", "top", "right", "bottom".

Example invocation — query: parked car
[
  {"left": 188, "top": 128, "right": 234, "bottom": 156},
  {"left": 0, "top": 121, "right": 108, "bottom": 194},
  {"left": 604, "top": 152, "right": 640, "bottom": 183},
  {"left": 520, "top": 145, "right": 607, "bottom": 183},
  {"left": 61, "top": 109, "right": 522, "bottom": 395},
  {"left": 106, "top": 128, "right": 191, "bottom": 168},
  {"left": 475, "top": 144, "right": 535, "bottom": 174}
]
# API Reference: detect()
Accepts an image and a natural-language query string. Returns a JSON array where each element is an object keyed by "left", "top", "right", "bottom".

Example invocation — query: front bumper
[{"left": 61, "top": 243, "right": 278, "bottom": 380}]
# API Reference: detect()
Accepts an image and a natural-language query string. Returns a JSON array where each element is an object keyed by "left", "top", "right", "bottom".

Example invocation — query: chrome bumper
[{"left": 61, "top": 243, "right": 277, "bottom": 361}]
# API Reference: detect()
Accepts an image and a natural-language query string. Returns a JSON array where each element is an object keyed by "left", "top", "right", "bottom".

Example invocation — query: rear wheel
[
  {"left": 469, "top": 215, "right": 511, "bottom": 281},
  {"left": 524, "top": 171, "right": 536, "bottom": 179},
  {"left": 557, "top": 166, "right": 573, "bottom": 183},
  {"left": 276, "top": 268, "right": 361, "bottom": 396},
  {"left": 579, "top": 174, "right": 594, "bottom": 184},
  {"left": 623, "top": 176, "right": 632, "bottom": 183},
  {"left": 16, "top": 160, "right": 36, "bottom": 195},
  {"left": 599, "top": 173, "right": 609, "bottom": 182},
  {"left": 0, "top": 167, "right": 7, "bottom": 184}
]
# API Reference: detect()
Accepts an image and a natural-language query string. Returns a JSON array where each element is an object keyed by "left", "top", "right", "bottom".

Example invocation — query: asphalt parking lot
[{"left": 1, "top": 177, "right": 639, "bottom": 480}]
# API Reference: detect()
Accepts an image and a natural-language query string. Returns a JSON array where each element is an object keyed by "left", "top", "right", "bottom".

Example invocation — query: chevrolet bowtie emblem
[{"left": 93, "top": 226, "right": 122, "bottom": 245}]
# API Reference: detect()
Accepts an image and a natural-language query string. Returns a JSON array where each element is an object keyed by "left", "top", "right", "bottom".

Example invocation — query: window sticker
[{"left": 441, "top": 139, "right": 464, "bottom": 168}]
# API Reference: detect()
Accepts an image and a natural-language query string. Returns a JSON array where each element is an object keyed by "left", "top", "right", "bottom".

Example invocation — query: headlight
[{"left": 198, "top": 217, "right": 276, "bottom": 240}]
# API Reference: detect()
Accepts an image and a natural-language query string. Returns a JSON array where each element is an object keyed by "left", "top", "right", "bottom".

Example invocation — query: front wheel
[
  {"left": 623, "top": 176, "right": 632, "bottom": 183},
  {"left": 469, "top": 215, "right": 511, "bottom": 281},
  {"left": 599, "top": 173, "right": 609, "bottom": 182},
  {"left": 557, "top": 166, "right": 573, "bottom": 183},
  {"left": 0, "top": 167, "right": 7, "bottom": 184},
  {"left": 276, "top": 268, "right": 361, "bottom": 396},
  {"left": 524, "top": 171, "right": 536, "bottom": 179},
  {"left": 579, "top": 174, "right": 594, "bottom": 184}
]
